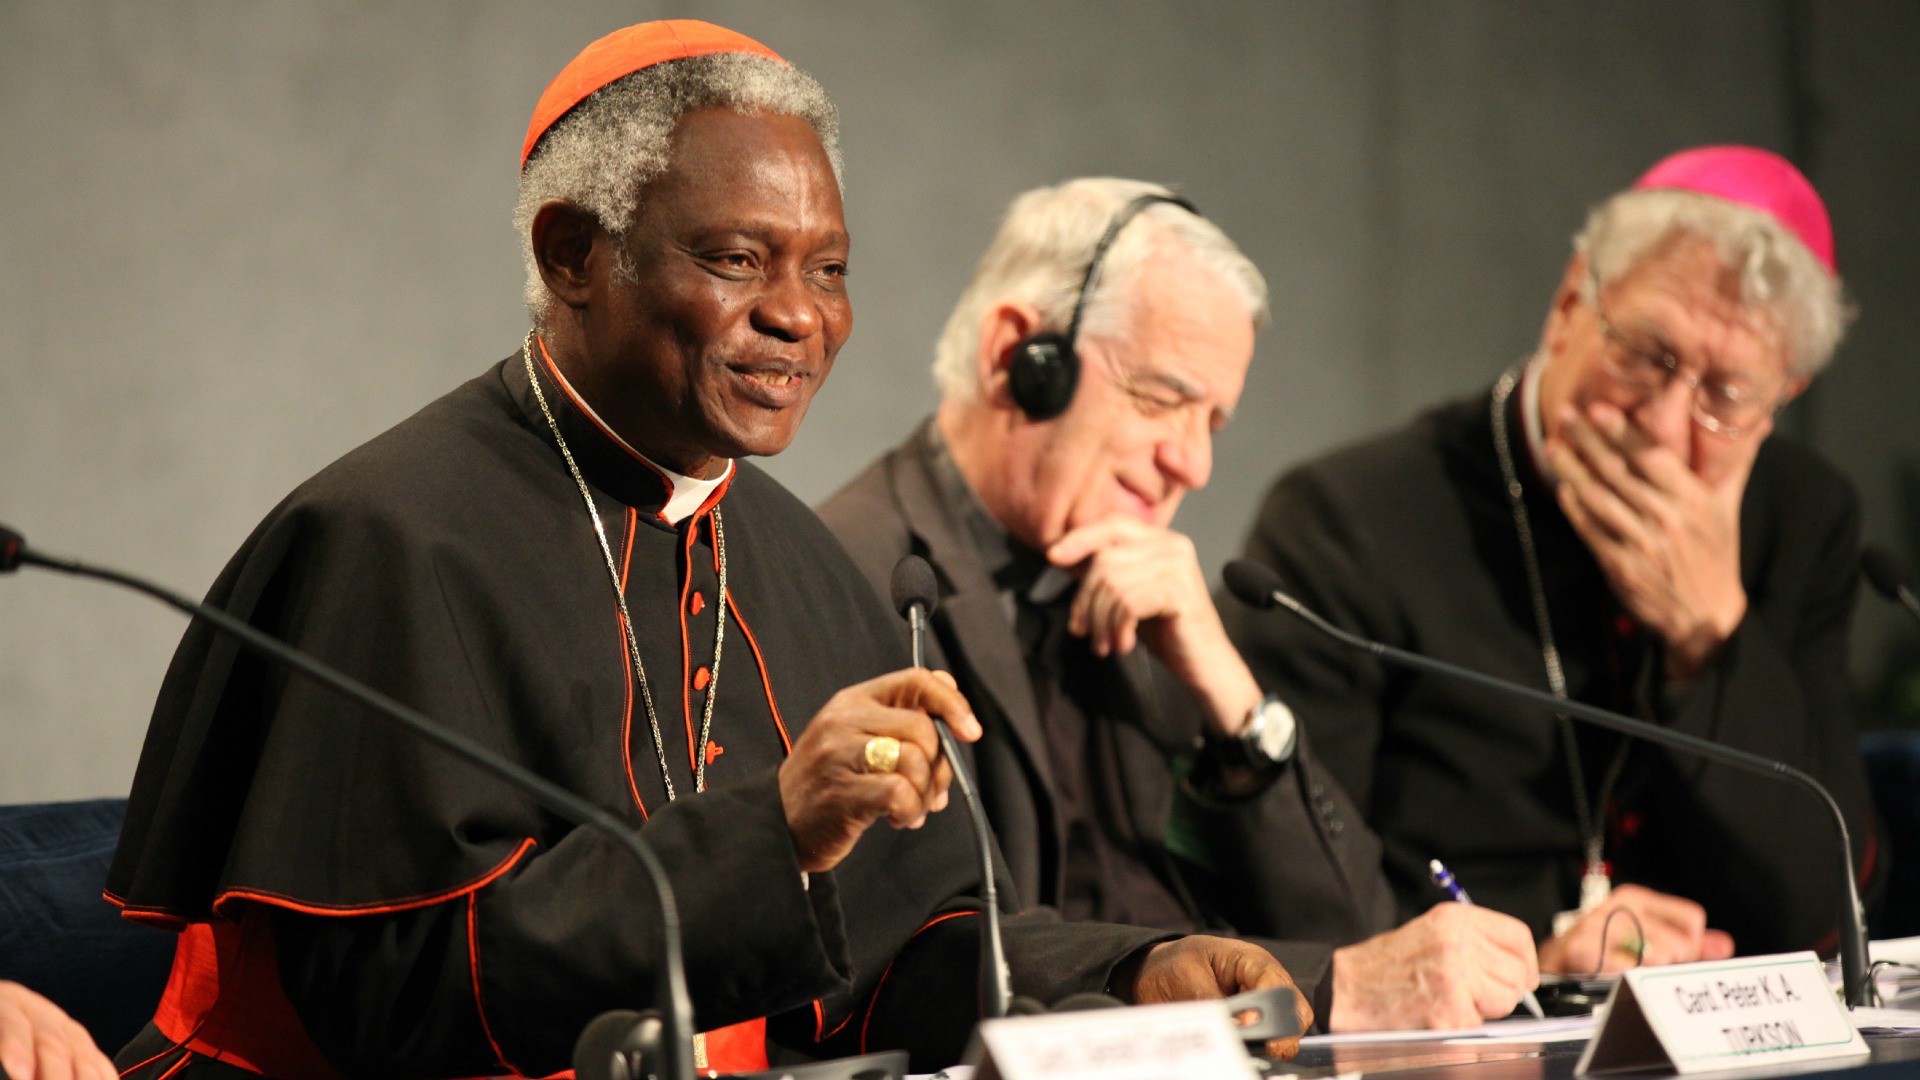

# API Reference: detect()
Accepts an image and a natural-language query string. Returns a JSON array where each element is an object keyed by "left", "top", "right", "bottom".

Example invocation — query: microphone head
[
  {"left": 572, "top": 1010, "right": 660, "bottom": 1080},
  {"left": 1862, "top": 546, "right": 1912, "bottom": 602},
  {"left": 0, "top": 524, "right": 23, "bottom": 573},
  {"left": 1223, "top": 558, "right": 1283, "bottom": 610},
  {"left": 890, "top": 554, "right": 939, "bottom": 618}
]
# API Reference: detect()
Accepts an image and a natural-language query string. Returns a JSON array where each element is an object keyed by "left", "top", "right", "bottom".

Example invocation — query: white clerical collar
[
  {"left": 1520, "top": 354, "right": 1558, "bottom": 486},
  {"left": 546, "top": 365, "right": 733, "bottom": 525},
  {"left": 654, "top": 463, "right": 730, "bottom": 525}
]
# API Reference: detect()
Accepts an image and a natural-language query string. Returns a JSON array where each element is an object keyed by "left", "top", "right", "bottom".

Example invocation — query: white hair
[
  {"left": 514, "top": 53, "right": 842, "bottom": 321},
  {"left": 931, "top": 178, "right": 1268, "bottom": 403},
  {"left": 1575, "top": 188, "right": 1852, "bottom": 377}
]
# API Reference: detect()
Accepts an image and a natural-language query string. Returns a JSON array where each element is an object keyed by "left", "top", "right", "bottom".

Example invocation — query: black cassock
[{"left": 108, "top": 351, "right": 1164, "bottom": 1079}]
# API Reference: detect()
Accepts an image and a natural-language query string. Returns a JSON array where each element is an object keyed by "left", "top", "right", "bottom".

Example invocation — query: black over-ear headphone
[{"left": 1007, "top": 192, "right": 1201, "bottom": 421}]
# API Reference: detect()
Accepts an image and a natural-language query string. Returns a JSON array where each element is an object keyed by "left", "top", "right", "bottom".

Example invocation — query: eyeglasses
[{"left": 1589, "top": 300, "right": 1782, "bottom": 440}]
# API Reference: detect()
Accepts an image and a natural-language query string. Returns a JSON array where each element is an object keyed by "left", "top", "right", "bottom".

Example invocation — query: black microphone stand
[
  {"left": 1862, "top": 546, "right": 1920, "bottom": 628},
  {"left": 4, "top": 533, "right": 696, "bottom": 1080},
  {"left": 1223, "top": 559, "right": 1875, "bottom": 1008},
  {"left": 890, "top": 556, "right": 1013, "bottom": 1020}
]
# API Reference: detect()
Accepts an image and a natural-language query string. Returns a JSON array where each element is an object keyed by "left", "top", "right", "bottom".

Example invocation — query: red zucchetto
[{"left": 521, "top": 19, "right": 785, "bottom": 168}]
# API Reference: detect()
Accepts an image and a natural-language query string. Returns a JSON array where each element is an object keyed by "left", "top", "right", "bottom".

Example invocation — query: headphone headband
[
  {"left": 1006, "top": 190, "right": 1203, "bottom": 422},
  {"left": 1062, "top": 192, "right": 1199, "bottom": 346}
]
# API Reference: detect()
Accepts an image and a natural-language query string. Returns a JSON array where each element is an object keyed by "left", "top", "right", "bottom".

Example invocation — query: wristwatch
[{"left": 1211, "top": 692, "right": 1297, "bottom": 771}]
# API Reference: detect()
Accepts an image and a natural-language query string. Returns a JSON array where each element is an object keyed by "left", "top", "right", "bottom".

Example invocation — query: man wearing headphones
[{"left": 820, "top": 178, "right": 1540, "bottom": 1030}]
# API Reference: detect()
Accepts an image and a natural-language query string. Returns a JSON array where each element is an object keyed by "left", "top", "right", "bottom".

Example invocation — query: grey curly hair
[
  {"left": 514, "top": 53, "right": 843, "bottom": 321},
  {"left": 1575, "top": 188, "right": 1852, "bottom": 377}
]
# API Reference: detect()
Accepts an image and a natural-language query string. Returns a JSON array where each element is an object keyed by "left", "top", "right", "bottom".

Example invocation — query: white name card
[
  {"left": 966, "top": 1001, "right": 1257, "bottom": 1080},
  {"left": 1578, "top": 951, "right": 1869, "bottom": 1075}
]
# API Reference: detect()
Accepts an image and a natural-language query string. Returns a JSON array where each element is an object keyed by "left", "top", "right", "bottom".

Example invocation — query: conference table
[{"left": 1269, "top": 1030, "right": 1920, "bottom": 1078}]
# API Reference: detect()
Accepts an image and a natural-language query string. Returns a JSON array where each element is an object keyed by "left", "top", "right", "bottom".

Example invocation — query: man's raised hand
[
  {"left": 1547, "top": 403, "right": 1752, "bottom": 678},
  {"left": 1047, "top": 517, "right": 1262, "bottom": 735},
  {"left": 779, "top": 669, "right": 979, "bottom": 874}
]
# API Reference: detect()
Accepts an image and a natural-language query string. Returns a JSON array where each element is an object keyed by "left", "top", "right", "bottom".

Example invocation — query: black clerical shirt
[{"left": 926, "top": 441, "right": 1198, "bottom": 933}]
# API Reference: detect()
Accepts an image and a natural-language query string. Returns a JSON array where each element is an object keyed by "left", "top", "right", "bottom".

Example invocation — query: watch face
[{"left": 1256, "top": 699, "right": 1297, "bottom": 761}]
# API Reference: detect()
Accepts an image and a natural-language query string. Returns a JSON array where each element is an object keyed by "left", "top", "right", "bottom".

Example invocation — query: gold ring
[{"left": 862, "top": 736, "right": 901, "bottom": 775}]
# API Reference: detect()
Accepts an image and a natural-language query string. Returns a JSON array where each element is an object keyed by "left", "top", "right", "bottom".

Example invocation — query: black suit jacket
[
  {"left": 1222, "top": 388, "right": 1881, "bottom": 952},
  {"left": 819, "top": 421, "right": 1396, "bottom": 1011}
]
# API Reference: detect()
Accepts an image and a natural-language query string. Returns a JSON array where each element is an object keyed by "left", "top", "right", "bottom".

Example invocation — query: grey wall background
[{"left": 4, "top": 2, "right": 1917, "bottom": 802}]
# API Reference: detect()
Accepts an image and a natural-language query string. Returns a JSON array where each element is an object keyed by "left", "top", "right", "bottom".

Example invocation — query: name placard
[
  {"left": 1578, "top": 951, "right": 1868, "bottom": 1075},
  {"left": 966, "top": 1001, "right": 1257, "bottom": 1080}
]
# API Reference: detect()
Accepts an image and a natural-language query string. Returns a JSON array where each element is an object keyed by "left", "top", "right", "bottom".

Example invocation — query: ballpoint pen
[{"left": 1430, "top": 858, "right": 1546, "bottom": 1020}]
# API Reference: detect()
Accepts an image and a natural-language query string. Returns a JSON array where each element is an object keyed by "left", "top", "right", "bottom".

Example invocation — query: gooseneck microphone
[
  {"left": 0, "top": 526, "right": 23, "bottom": 573},
  {"left": 1222, "top": 557, "right": 1875, "bottom": 1008},
  {"left": 891, "top": 556, "right": 936, "bottom": 672},
  {"left": 1862, "top": 546, "right": 1920, "bottom": 628},
  {"left": 889, "top": 555, "right": 1014, "bottom": 1020},
  {"left": 0, "top": 525, "right": 696, "bottom": 1080}
]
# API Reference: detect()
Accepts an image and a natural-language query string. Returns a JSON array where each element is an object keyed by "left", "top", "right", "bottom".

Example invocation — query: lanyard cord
[
  {"left": 1490, "top": 368, "right": 1630, "bottom": 879},
  {"left": 523, "top": 332, "right": 727, "bottom": 799}
]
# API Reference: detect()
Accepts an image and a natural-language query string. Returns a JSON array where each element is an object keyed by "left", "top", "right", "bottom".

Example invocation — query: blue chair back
[{"left": 0, "top": 799, "right": 173, "bottom": 1053}]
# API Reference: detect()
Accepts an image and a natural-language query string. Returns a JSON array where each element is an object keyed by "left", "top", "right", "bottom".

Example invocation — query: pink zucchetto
[{"left": 1633, "top": 145, "right": 1835, "bottom": 275}]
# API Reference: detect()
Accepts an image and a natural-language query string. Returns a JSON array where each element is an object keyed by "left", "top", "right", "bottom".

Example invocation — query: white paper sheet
[
  {"left": 1849, "top": 1006, "right": 1920, "bottom": 1032},
  {"left": 1299, "top": 1013, "right": 1596, "bottom": 1047}
]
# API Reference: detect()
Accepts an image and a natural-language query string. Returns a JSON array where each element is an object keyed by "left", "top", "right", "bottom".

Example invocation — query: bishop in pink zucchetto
[{"left": 1223, "top": 138, "right": 1877, "bottom": 1001}]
